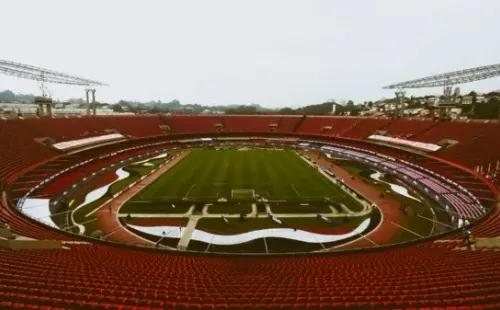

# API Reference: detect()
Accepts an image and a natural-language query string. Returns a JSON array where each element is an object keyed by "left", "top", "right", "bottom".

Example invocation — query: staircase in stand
[
  {"left": 276, "top": 117, "right": 283, "bottom": 131},
  {"left": 339, "top": 119, "right": 362, "bottom": 136},
  {"left": 293, "top": 115, "right": 307, "bottom": 132}
]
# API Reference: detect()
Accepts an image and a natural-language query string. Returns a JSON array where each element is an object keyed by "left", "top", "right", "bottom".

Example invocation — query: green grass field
[
  {"left": 124, "top": 149, "right": 363, "bottom": 212},
  {"left": 207, "top": 203, "right": 253, "bottom": 214}
]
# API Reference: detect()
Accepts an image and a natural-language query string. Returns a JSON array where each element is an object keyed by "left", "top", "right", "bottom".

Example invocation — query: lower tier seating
[{"left": 0, "top": 243, "right": 499, "bottom": 309}]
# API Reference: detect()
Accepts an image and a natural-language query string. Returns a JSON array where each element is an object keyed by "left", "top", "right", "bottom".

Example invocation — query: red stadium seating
[
  {"left": 276, "top": 116, "right": 302, "bottom": 133},
  {"left": 162, "top": 115, "right": 222, "bottom": 134},
  {"left": 0, "top": 115, "right": 499, "bottom": 309},
  {"left": 98, "top": 116, "right": 167, "bottom": 137},
  {"left": 381, "top": 118, "right": 437, "bottom": 139},
  {"left": 342, "top": 118, "right": 391, "bottom": 139},
  {"left": 1, "top": 243, "right": 500, "bottom": 309}
]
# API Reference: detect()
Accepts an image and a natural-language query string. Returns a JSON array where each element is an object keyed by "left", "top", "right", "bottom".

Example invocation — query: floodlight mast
[
  {"left": 0, "top": 59, "right": 107, "bottom": 116},
  {"left": 0, "top": 59, "right": 107, "bottom": 87},
  {"left": 382, "top": 63, "right": 500, "bottom": 119}
]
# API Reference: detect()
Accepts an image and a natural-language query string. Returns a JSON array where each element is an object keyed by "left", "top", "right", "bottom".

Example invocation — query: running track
[
  {"left": 305, "top": 150, "right": 403, "bottom": 248},
  {"left": 94, "top": 151, "right": 190, "bottom": 245}
]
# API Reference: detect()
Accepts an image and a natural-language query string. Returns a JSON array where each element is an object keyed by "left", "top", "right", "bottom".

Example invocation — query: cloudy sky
[{"left": 1, "top": 0, "right": 499, "bottom": 107}]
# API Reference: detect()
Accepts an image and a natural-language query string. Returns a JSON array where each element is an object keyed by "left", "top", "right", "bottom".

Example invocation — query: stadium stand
[
  {"left": 0, "top": 115, "right": 499, "bottom": 309},
  {"left": 341, "top": 118, "right": 391, "bottom": 139},
  {"left": 223, "top": 116, "right": 280, "bottom": 132},
  {"left": 161, "top": 115, "right": 223, "bottom": 133},
  {"left": 381, "top": 118, "right": 437, "bottom": 139}
]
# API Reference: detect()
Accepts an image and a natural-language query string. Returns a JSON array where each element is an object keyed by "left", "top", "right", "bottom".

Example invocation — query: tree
[
  {"left": 278, "top": 107, "right": 296, "bottom": 115},
  {"left": 167, "top": 99, "right": 181, "bottom": 107},
  {"left": 473, "top": 98, "right": 500, "bottom": 119},
  {"left": 0, "top": 90, "right": 36, "bottom": 103},
  {"left": 225, "top": 105, "right": 258, "bottom": 115},
  {"left": 346, "top": 100, "right": 354, "bottom": 106},
  {"left": 298, "top": 102, "right": 337, "bottom": 115},
  {"left": 150, "top": 104, "right": 169, "bottom": 114},
  {"left": 486, "top": 91, "right": 500, "bottom": 97},
  {"left": 115, "top": 101, "right": 136, "bottom": 113},
  {"left": 112, "top": 104, "right": 124, "bottom": 112}
]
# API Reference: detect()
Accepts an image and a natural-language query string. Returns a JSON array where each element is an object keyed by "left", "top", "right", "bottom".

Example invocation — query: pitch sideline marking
[
  {"left": 102, "top": 227, "right": 123, "bottom": 239},
  {"left": 388, "top": 220, "right": 424, "bottom": 238},
  {"left": 417, "top": 214, "right": 456, "bottom": 231}
]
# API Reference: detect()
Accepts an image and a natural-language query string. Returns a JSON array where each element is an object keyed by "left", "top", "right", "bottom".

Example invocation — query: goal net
[{"left": 231, "top": 189, "right": 255, "bottom": 200}]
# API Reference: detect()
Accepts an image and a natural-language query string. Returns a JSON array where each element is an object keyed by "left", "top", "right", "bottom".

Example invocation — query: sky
[{"left": 1, "top": 0, "right": 499, "bottom": 108}]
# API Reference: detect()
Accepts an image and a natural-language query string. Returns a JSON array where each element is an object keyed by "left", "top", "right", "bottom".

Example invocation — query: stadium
[
  {"left": 1, "top": 110, "right": 499, "bottom": 308},
  {"left": 0, "top": 55, "right": 499, "bottom": 309}
]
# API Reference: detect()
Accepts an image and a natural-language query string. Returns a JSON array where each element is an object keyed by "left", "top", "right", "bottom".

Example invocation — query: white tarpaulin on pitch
[
  {"left": 128, "top": 218, "right": 370, "bottom": 245},
  {"left": 20, "top": 198, "right": 57, "bottom": 228}
]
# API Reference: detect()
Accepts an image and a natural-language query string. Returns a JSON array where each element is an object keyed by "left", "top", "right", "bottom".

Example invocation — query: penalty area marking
[
  {"left": 185, "top": 184, "right": 196, "bottom": 198},
  {"left": 290, "top": 184, "right": 301, "bottom": 197}
]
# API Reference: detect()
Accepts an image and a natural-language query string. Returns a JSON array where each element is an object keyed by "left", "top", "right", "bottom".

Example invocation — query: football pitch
[{"left": 124, "top": 148, "right": 362, "bottom": 210}]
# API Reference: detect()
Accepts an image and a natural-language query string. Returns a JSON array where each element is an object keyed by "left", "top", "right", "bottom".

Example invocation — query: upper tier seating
[
  {"left": 98, "top": 116, "right": 166, "bottom": 137},
  {"left": 292, "top": 117, "right": 499, "bottom": 170},
  {"left": 295, "top": 117, "right": 358, "bottom": 136},
  {"left": 381, "top": 118, "right": 437, "bottom": 139},
  {"left": 162, "top": 116, "right": 222, "bottom": 133},
  {"left": 1, "top": 115, "right": 497, "bottom": 183},
  {"left": 417, "top": 122, "right": 500, "bottom": 169},
  {"left": 223, "top": 116, "right": 281, "bottom": 132},
  {"left": 342, "top": 118, "right": 392, "bottom": 139},
  {"left": 8, "top": 116, "right": 166, "bottom": 142},
  {"left": 0, "top": 117, "right": 170, "bottom": 184},
  {"left": 19, "top": 117, "right": 110, "bottom": 142},
  {"left": 0, "top": 120, "right": 58, "bottom": 184},
  {"left": 276, "top": 116, "right": 302, "bottom": 132}
]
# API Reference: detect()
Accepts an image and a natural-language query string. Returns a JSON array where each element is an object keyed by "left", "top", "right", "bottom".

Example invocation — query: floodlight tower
[
  {"left": 383, "top": 63, "right": 500, "bottom": 120},
  {"left": 0, "top": 59, "right": 107, "bottom": 117},
  {"left": 85, "top": 88, "right": 98, "bottom": 116},
  {"left": 394, "top": 88, "right": 406, "bottom": 119}
]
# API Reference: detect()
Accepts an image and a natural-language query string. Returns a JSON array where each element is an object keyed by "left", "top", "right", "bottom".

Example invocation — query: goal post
[{"left": 231, "top": 189, "right": 255, "bottom": 200}]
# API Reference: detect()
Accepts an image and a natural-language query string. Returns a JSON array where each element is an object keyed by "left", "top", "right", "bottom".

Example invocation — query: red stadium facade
[{"left": 1, "top": 115, "right": 500, "bottom": 310}]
